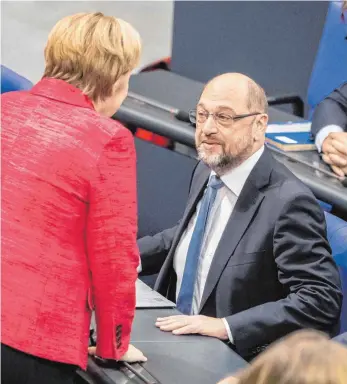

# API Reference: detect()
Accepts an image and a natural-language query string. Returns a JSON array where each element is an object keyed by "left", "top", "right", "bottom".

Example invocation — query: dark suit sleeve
[
  {"left": 138, "top": 224, "right": 180, "bottom": 275},
  {"left": 311, "top": 83, "right": 347, "bottom": 137},
  {"left": 226, "top": 193, "right": 342, "bottom": 353}
]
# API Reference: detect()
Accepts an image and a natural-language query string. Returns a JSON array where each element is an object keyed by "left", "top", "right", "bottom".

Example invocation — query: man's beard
[{"left": 197, "top": 147, "right": 244, "bottom": 174}]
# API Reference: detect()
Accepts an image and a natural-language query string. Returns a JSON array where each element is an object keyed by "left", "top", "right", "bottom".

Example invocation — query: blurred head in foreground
[{"left": 218, "top": 329, "right": 347, "bottom": 384}]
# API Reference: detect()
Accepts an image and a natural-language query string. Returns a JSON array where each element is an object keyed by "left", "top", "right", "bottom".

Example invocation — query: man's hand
[
  {"left": 88, "top": 344, "right": 147, "bottom": 363},
  {"left": 321, "top": 132, "right": 347, "bottom": 177},
  {"left": 155, "top": 315, "right": 229, "bottom": 340}
]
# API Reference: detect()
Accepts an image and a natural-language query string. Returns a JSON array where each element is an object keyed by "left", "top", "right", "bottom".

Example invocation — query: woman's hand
[
  {"left": 119, "top": 344, "right": 147, "bottom": 363},
  {"left": 88, "top": 344, "right": 147, "bottom": 363}
]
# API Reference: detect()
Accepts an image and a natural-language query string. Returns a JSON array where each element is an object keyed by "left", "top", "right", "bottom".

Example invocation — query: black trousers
[{"left": 1, "top": 343, "right": 78, "bottom": 384}]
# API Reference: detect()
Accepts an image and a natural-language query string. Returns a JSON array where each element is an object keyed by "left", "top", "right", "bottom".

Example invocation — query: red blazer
[{"left": 1, "top": 78, "right": 139, "bottom": 370}]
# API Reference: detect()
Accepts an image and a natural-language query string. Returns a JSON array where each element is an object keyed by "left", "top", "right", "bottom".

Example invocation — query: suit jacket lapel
[{"left": 199, "top": 148, "right": 273, "bottom": 311}]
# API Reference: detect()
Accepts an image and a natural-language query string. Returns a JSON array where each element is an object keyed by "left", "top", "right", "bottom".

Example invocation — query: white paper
[
  {"left": 136, "top": 279, "right": 176, "bottom": 308},
  {"left": 266, "top": 121, "right": 311, "bottom": 133},
  {"left": 274, "top": 136, "right": 298, "bottom": 144},
  {"left": 90, "top": 280, "right": 176, "bottom": 332}
]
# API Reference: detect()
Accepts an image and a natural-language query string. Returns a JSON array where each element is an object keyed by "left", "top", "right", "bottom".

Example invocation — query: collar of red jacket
[{"left": 30, "top": 78, "right": 95, "bottom": 110}]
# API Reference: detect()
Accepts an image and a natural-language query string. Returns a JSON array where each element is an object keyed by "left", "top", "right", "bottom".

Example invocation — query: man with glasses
[{"left": 139, "top": 73, "right": 342, "bottom": 360}]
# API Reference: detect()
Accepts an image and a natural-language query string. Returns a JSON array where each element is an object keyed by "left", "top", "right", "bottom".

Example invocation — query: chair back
[
  {"left": 1, "top": 65, "right": 33, "bottom": 94},
  {"left": 135, "top": 138, "right": 197, "bottom": 238},
  {"left": 325, "top": 211, "right": 347, "bottom": 333}
]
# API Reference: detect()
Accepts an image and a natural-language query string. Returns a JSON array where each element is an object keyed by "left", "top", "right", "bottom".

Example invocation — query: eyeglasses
[{"left": 189, "top": 109, "right": 262, "bottom": 127}]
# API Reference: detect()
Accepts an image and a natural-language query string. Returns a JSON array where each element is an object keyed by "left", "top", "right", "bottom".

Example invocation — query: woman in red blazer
[{"left": 1, "top": 12, "right": 146, "bottom": 384}]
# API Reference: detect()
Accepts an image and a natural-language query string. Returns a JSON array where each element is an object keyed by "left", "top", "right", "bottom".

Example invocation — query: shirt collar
[
  {"left": 30, "top": 78, "right": 95, "bottom": 110},
  {"left": 211, "top": 146, "right": 265, "bottom": 197}
]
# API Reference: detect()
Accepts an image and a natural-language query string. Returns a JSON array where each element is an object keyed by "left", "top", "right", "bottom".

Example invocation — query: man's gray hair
[{"left": 247, "top": 80, "right": 268, "bottom": 114}]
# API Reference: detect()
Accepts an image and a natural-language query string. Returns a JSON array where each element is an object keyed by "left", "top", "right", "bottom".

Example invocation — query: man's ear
[
  {"left": 258, "top": 114, "right": 268, "bottom": 133},
  {"left": 254, "top": 114, "right": 268, "bottom": 141}
]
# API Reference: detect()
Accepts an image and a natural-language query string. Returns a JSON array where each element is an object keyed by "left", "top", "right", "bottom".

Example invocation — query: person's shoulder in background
[{"left": 311, "top": 82, "right": 347, "bottom": 146}]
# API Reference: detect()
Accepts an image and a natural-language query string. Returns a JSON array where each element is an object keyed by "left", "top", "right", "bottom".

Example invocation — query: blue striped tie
[{"left": 176, "top": 175, "right": 224, "bottom": 314}]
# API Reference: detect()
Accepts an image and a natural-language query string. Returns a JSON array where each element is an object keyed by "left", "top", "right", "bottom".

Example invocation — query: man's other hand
[{"left": 322, "top": 132, "right": 347, "bottom": 177}]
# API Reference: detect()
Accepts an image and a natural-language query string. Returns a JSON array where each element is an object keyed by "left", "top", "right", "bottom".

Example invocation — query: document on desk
[
  {"left": 266, "top": 121, "right": 311, "bottom": 133},
  {"left": 90, "top": 280, "right": 176, "bottom": 332},
  {"left": 136, "top": 279, "right": 176, "bottom": 308},
  {"left": 266, "top": 121, "right": 315, "bottom": 152}
]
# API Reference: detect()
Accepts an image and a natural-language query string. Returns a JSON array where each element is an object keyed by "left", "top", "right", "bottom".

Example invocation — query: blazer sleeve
[
  {"left": 311, "top": 83, "right": 347, "bottom": 137},
  {"left": 226, "top": 192, "right": 342, "bottom": 355},
  {"left": 86, "top": 128, "right": 139, "bottom": 361}
]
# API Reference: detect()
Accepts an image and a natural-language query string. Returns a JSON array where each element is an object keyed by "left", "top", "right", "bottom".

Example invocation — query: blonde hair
[
  {"left": 221, "top": 330, "right": 347, "bottom": 384},
  {"left": 43, "top": 12, "right": 141, "bottom": 101}
]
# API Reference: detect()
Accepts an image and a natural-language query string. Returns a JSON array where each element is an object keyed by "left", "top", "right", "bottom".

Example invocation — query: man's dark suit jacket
[
  {"left": 138, "top": 148, "right": 342, "bottom": 358},
  {"left": 311, "top": 82, "right": 347, "bottom": 137}
]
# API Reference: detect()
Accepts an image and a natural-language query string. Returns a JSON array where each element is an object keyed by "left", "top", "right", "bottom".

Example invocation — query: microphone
[
  {"left": 175, "top": 109, "right": 190, "bottom": 123},
  {"left": 127, "top": 91, "right": 191, "bottom": 123}
]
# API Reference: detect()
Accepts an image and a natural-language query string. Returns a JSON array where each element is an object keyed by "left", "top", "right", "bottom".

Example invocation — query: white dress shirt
[
  {"left": 315, "top": 125, "right": 344, "bottom": 152},
  {"left": 173, "top": 146, "right": 264, "bottom": 343}
]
